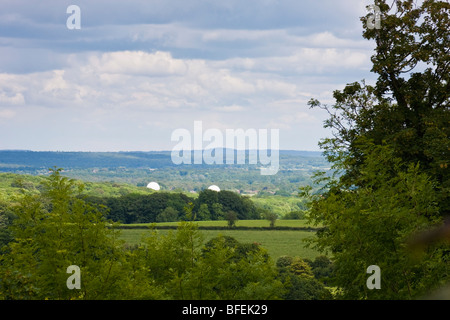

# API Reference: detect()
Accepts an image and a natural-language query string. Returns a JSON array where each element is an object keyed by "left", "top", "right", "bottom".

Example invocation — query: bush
[
  {"left": 280, "top": 274, "right": 332, "bottom": 300},
  {"left": 276, "top": 256, "right": 294, "bottom": 269},
  {"left": 282, "top": 210, "right": 305, "bottom": 220},
  {"left": 309, "top": 256, "right": 334, "bottom": 283},
  {"left": 276, "top": 255, "right": 332, "bottom": 300}
]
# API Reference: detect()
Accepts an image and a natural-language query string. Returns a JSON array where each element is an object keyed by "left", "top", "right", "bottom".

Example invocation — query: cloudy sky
[{"left": 0, "top": 0, "right": 379, "bottom": 152}]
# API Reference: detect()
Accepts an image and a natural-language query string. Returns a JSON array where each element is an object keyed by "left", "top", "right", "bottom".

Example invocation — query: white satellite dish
[
  {"left": 146, "top": 182, "right": 161, "bottom": 191},
  {"left": 208, "top": 185, "right": 220, "bottom": 192}
]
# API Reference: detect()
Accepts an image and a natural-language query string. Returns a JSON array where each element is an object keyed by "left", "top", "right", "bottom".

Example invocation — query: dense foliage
[
  {"left": 84, "top": 192, "right": 192, "bottom": 224},
  {"left": 305, "top": 0, "right": 449, "bottom": 299},
  {"left": 0, "top": 169, "right": 330, "bottom": 300},
  {"left": 0, "top": 171, "right": 309, "bottom": 221},
  {"left": 83, "top": 188, "right": 262, "bottom": 224}
]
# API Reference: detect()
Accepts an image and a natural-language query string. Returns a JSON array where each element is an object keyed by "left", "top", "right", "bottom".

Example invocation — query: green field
[
  {"left": 118, "top": 220, "right": 324, "bottom": 261},
  {"left": 124, "top": 219, "right": 317, "bottom": 229}
]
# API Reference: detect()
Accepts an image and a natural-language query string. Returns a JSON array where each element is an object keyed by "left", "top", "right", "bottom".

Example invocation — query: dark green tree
[
  {"left": 0, "top": 201, "right": 15, "bottom": 253},
  {"left": 224, "top": 210, "right": 238, "bottom": 228},
  {"left": 305, "top": 0, "right": 449, "bottom": 299},
  {"left": 309, "top": 256, "right": 334, "bottom": 284},
  {"left": 275, "top": 255, "right": 332, "bottom": 300},
  {"left": 262, "top": 210, "right": 278, "bottom": 228},
  {"left": 195, "top": 189, "right": 219, "bottom": 211},
  {"left": 156, "top": 206, "right": 179, "bottom": 222},
  {"left": 309, "top": 0, "right": 449, "bottom": 215},
  {"left": 304, "top": 144, "right": 447, "bottom": 299},
  {"left": 218, "top": 191, "right": 248, "bottom": 220}
]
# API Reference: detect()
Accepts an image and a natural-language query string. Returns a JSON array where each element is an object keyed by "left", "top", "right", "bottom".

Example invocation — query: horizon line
[{"left": 0, "top": 148, "right": 323, "bottom": 153}]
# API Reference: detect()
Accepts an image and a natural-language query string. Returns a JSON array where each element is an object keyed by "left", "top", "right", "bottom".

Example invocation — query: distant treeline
[
  {"left": 0, "top": 149, "right": 324, "bottom": 172},
  {"left": 0, "top": 151, "right": 173, "bottom": 171},
  {"left": 84, "top": 189, "right": 262, "bottom": 224}
]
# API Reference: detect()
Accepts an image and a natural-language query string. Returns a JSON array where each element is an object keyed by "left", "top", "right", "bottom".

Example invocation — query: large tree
[
  {"left": 304, "top": 144, "right": 446, "bottom": 299},
  {"left": 309, "top": 0, "right": 449, "bottom": 215},
  {"left": 306, "top": 0, "right": 449, "bottom": 299}
]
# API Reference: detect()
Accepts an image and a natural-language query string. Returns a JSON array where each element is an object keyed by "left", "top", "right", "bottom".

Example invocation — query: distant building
[
  {"left": 146, "top": 182, "right": 161, "bottom": 191},
  {"left": 208, "top": 185, "right": 220, "bottom": 192}
]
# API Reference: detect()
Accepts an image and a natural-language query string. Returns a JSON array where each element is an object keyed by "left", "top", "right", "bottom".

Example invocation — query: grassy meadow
[{"left": 118, "top": 220, "right": 324, "bottom": 261}]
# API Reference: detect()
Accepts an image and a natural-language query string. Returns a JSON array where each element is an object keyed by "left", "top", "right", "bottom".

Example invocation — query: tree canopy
[
  {"left": 305, "top": 0, "right": 449, "bottom": 299},
  {"left": 0, "top": 168, "right": 287, "bottom": 299}
]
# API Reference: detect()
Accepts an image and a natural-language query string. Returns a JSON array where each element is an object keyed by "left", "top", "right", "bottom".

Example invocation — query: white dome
[
  {"left": 208, "top": 185, "right": 220, "bottom": 192},
  {"left": 146, "top": 182, "right": 161, "bottom": 191}
]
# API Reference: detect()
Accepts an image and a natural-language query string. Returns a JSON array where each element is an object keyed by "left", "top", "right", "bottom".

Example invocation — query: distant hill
[
  {"left": 0, "top": 150, "right": 330, "bottom": 194},
  {"left": 0, "top": 150, "right": 172, "bottom": 171},
  {"left": 0, "top": 149, "right": 324, "bottom": 172}
]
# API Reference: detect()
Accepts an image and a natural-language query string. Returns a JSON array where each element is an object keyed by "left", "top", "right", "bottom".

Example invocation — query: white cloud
[
  {"left": 0, "top": 0, "right": 379, "bottom": 151},
  {"left": 237, "top": 48, "right": 371, "bottom": 75},
  {"left": 0, "top": 46, "right": 370, "bottom": 132},
  {"left": 214, "top": 105, "right": 245, "bottom": 112},
  {"left": 88, "top": 51, "right": 188, "bottom": 76},
  {"left": 0, "top": 109, "right": 16, "bottom": 119},
  {"left": 0, "top": 92, "right": 24, "bottom": 105}
]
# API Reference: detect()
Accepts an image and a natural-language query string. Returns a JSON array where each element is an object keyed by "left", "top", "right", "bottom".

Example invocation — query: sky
[{"left": 0, "top": 0, "right": 379, "bottom": 152}]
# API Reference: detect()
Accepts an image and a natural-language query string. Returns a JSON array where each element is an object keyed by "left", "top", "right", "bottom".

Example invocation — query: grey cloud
[
  {"left": 0, "top": 0, "right": 378, "bottom": 151},
  {"left": 0, "top": 0, "right": 365, "bottom": 28}
]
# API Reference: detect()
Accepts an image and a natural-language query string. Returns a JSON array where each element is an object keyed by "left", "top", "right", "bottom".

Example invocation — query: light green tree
[
  {"left": 0, "top": 168, "right": 163, "bottom": 300},
  {"left": 289, "top": 257, "right": 314, "bottom": 279}
]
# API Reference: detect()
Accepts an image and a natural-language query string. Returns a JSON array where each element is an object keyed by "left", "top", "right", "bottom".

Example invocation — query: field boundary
[{"left": 114, "top": 224, "right": 322, "bottom": 231}]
